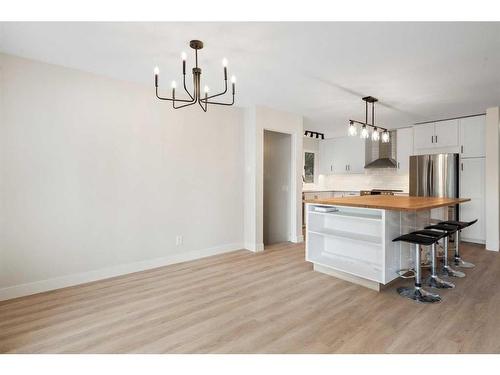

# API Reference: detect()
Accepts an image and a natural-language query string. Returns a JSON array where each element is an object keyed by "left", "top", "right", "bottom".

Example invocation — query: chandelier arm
[
  {"left": 173, "top": 76, "right": 197, "bottom": 109},
  {"left": 203, "top": 94, "right": 235, "bottom": 106},
  {"left": 204, "top": 79, "right": 228, "bottom": 100},
  {"left": 183, "top": 74, "right": 194, "bottom": 100},
  {"left": 173, "top": 100, "right": 197, "bottom": 109},
  {"left": 155, "top": 88, "right": 193, "bottom": 103},
  {"left": 197, "top": 98, "right": 208, "bottom": 112}
]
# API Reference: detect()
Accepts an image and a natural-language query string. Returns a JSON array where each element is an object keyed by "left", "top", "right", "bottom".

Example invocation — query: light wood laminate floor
[{"left": 0, "top": 241, "right": 498, "bottom": 353}]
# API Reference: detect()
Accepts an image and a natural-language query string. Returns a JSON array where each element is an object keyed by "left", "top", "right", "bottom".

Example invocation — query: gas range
[{"left": 360, "top": 189, "right": 403, "bottom": 196}]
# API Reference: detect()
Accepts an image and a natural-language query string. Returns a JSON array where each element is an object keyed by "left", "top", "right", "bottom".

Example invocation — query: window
[{"left": 304, "top": 152, "right": 315, "bottom": 183}]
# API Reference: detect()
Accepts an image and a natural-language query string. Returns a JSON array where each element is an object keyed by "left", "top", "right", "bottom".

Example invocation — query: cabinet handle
[
  {"left": 398, "top": 162, "right": 400, "bottom": 169},
  {"left": 435, "top": 135, "right": 438, "bottom": 143},
  {"left": 330, "top": 165, "right": 333, "bottom": 172},
  {"left": 431, "top": 135, "right": 433, "bottom": 144},
  {"left": 461, "top": 145, "right": 464, "bottom": 153},
  {"left": 461, "top": 162, "right": 463, "bottom": 171}
]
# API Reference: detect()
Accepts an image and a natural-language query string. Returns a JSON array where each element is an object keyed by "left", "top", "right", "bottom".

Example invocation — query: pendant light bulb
[
  {"left": 181, "top": 52, "right": 187, "bottom": 61},
  {"left": 204, "top": 85, "right": 210, "bottom": 93},
  {"left": 231, "top": 75, "right": 236, "bottom": 83},
  {"left": 360, "top": 125, "right": 369, "bottom": 139},
  {"left": 348, "top": 121, "right": 357, "bottom": 136},
  {"left": 171, "top": 81, "right": 177, "bottom": 89},
  {"left": 371, "top": 127, "right": 380, "bottom": 141},
  {"left": 381, "top": 130, "right": 390, "bottom": 143},
  {"left": 154, "top": 66, "right": 159, "bottom": 75},
  {"left": 222, "top": 58, "right": 228, "bottom": 67}
]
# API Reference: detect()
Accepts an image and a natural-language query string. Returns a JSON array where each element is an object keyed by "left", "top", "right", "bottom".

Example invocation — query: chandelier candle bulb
[
  {"left": 382, "top": 130, "right": 390, "bottom": 143},
  {"left": 348, "top": 121, "right": 357, "bottom": 136},
  {"left": 154, "top": 66, "right": 159, "bottom": 87},
  {"left": 231, "top": 76, "right": 236, "bottom": 95},
  {"left": 360, "top": 125, "right": 369, "bottom": 139},
  {"left": 222, "top": 59, "right": 228, "bottom": 80}
]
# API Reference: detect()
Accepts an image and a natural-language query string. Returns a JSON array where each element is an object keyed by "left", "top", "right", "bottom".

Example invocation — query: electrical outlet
[{"left": 175, "top": 235, "right": 183, "bottom": 246}]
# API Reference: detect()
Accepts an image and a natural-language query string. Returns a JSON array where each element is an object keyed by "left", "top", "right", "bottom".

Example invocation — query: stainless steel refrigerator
[{"left": 410, "top": 153, "right": 459, "bottom": 220}]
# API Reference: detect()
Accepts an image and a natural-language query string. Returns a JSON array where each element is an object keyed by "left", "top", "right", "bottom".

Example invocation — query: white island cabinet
[
  {"left": 305, "top": 196, "right": 471, "bottom": 291},
  {"left": 306, "top": 204, "right": 404, "bottom": 290}
]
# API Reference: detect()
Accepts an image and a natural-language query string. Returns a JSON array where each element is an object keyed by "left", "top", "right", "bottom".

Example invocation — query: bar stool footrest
[
  {"left": 425, "top": 275, "right": 455, "bottom": 289},
  {"left": 454, "top": 257, "right": 475, "bottom": 268},
  {"left": 440, "top": 266, "right": 466, "bottom": 278},
  {"left": 397, "top": 286, "right": 441, "bottom": 303}
]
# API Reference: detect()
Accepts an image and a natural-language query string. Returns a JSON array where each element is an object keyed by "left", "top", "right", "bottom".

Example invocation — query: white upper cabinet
[
  {"left": 459, "top": 115, "right": 485, "bottom": 158},
  {"left": 318, "top": 138, "right": 336, "bottom": 174},
  {"left": 396, "top": 127, "right": 413, "bottom": 173},
  {"left": 434, "top": 119, "right": 459, "bottom": 147},
  {"left": 318, "top": 136, "right": 365, "bottom": 175},
  {"left": 413, "top": 119, "right": 459, "bottom": 153},
  {"left": 344, "top": 136, "right": 366, "bottom": 173},
  {"left": 413, "top": 123, "right": 435, "bottom": 150}
]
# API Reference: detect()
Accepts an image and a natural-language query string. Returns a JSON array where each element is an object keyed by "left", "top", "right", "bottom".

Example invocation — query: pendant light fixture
[
  {"left": 348, "top": 96, "right": 390, "bottom": 143},
  {"left": 154, "top": 40, "right": 236, "bottom": 112}
]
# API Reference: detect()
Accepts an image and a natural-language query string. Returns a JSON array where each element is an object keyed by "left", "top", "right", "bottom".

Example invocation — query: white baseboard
[
  {"left": 0, "top": 243, "right": 244, "bottom": 302},
  {"left": 244, "top": 242, "right": 264, "bottom": 252},
  {"left": 291, "top": 234, "right": 304, "bottom": 243}
]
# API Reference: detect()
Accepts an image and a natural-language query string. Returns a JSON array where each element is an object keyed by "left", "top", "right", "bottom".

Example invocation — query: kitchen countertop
[
  {"left": 302, "top": 189, "right": 361, "bottom": 193},
  {"left": 305, "top": 195, "right": 470, "bottom": 211}
]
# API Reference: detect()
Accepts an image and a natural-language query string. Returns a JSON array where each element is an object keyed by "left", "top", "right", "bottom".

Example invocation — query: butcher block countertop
[{"left": 305, "top": 195, "right": 471, "bottom": 211}]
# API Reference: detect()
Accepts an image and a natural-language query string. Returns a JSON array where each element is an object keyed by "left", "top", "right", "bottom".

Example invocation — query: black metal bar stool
[
  {"left": 440, "top": 219, "right": 478, "bottom": 268},
  {"left": 393, "top": 230, "right": 447, "bottom": 303},
  {"left": 425, "top": 223, "right": 465, "bottom": 278},
  {"left": 413, "top": 230, "right": 455, "bottom": 289}
]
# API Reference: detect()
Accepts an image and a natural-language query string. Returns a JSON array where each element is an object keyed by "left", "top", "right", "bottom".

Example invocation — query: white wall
[
  {"left": 244, "top": 106, "right": 303, "bottom": 251},
  {"left": 264, "top": 130, "right": 291, "bottom": 245},
  {"left": 0, "top": 54, "right": 245, "bottom": 300},
  {"left": 485, "top": 107, "right": 500, "bottom": 251}
]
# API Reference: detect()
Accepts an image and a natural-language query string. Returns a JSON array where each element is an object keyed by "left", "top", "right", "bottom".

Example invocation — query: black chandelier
[
  {"left": 348, "top": 96, "right": 390, "bottom": 143},
  {"left": 154, "top": 40, "right": 236, "bottom": 112}
]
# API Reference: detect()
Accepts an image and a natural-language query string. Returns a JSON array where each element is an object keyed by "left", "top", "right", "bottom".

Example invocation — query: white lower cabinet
[{"left": 459, "top": 157, "right": 485, "bottom": 243}]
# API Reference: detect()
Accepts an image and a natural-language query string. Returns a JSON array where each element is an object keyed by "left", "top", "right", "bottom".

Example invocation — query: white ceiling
[{"left": 1, "top": 22, "right": 500, "bottom": 137}]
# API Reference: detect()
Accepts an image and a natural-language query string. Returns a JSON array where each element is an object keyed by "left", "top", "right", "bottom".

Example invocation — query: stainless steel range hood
[{"left": 364, "top": 130, "right": 397, "bottom": 169}]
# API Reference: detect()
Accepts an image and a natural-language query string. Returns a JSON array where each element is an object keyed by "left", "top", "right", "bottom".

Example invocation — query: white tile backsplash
[{"left": 317, "top": 170, "right": 409, "bottom": 192}]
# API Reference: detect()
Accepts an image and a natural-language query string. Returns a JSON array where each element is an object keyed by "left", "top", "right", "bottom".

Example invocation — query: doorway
[{"left": 263, "top": 130, "right": 292, "bottom": 245}]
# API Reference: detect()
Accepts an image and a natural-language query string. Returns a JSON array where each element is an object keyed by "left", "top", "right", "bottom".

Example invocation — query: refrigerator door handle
[{"left": 428, "top": 158, "right": 434, "bottom": 196}]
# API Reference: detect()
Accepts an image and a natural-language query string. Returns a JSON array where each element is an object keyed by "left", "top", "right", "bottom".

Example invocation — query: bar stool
[
  {"left": 425, "top": 223, "right": 465, "bottom": 278},
  {"left": 413, "top": 230, "right": 455, "bottom": 289},
  {"left": 393, "top": 230, "right": 447, "bottom": 303},
  {"left": 440, "top": 219, "right": 478, "bottom": 268}
]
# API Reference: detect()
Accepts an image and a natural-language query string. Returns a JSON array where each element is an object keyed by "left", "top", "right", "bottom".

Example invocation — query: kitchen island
[{"left": 305, "top": 195, "right": 470, "bottom": 291}]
